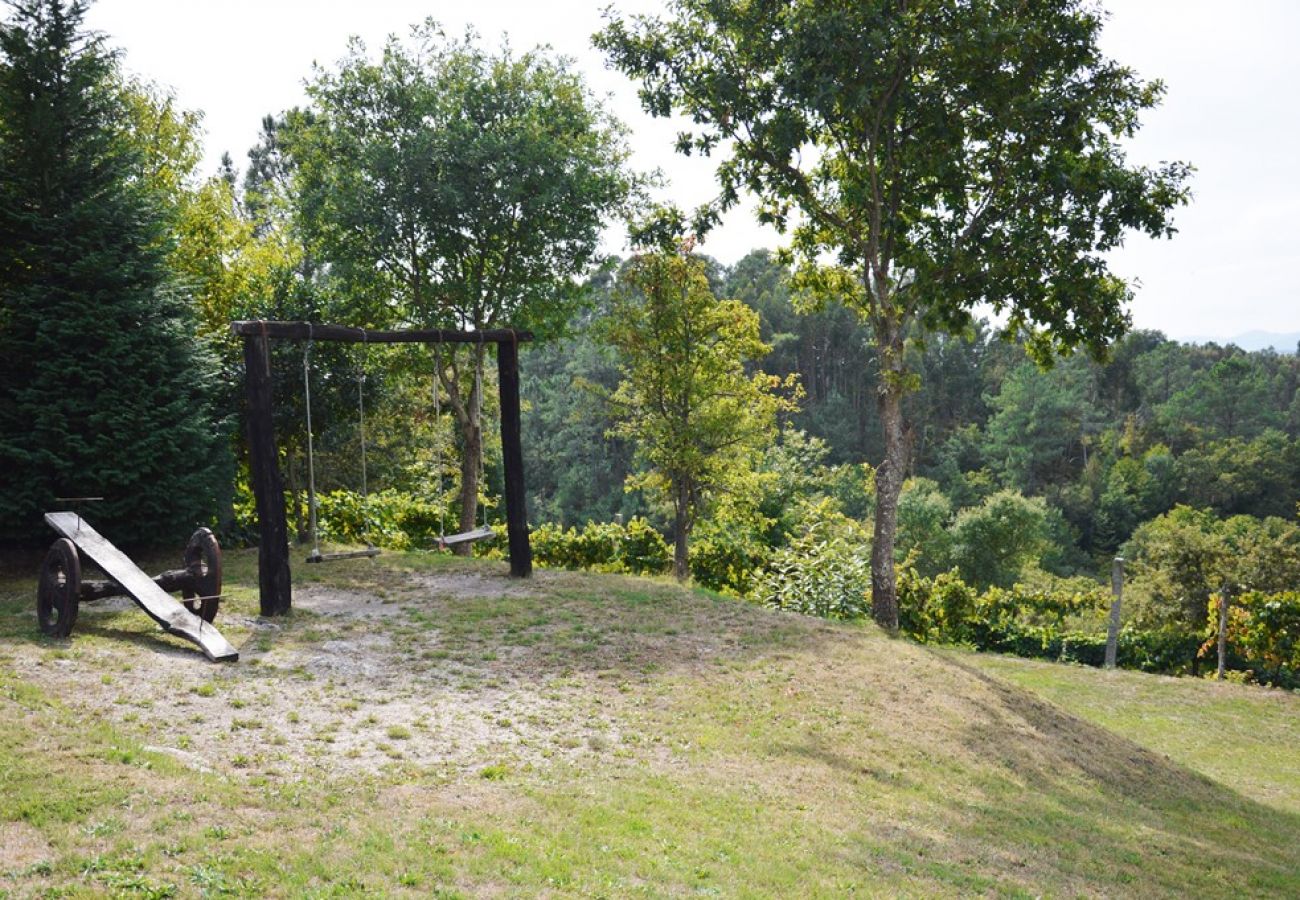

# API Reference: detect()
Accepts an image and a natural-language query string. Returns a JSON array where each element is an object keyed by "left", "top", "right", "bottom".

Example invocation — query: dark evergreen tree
[{"left": 0, "top": 0, "right": 228, "bottom": 545}]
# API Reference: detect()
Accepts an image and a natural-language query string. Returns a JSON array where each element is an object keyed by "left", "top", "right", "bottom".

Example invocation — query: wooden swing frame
[{"left": 232, "top": 320, "right": 534, "bottom": 616}]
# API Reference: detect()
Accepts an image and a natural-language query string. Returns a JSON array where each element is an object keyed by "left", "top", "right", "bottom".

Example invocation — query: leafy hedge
[
  {"left": 528, "top": 518, "right": 670, "bottom": 575},
  {"left": 1220, "top": 590, "right": 1300, "bottom": 688},
  {"left": 898, "top": 566, "right": 1203, "bottom": 674},
  {"left": 231, "top": 486, "right": 466, "bottom": 552}
]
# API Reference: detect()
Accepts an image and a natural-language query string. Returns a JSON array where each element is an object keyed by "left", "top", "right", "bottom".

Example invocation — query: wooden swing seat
[
  {"left": 306, "top": 547, "right": 381, "bottom": 564},
  {"left": 436, "top": 526, "right": 495, "bottom": 550}
]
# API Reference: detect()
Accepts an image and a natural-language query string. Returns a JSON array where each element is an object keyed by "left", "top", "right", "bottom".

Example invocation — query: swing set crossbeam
[
  {"left": 235, "top": 320, "right": 534, "bottom": 616},
  {"left": 231, "top": 322, "right": 533, "bottom": 344}
]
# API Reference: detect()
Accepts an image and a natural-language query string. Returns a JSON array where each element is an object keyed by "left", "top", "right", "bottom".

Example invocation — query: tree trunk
[
  {"left": 1216, "top": 588, "right": 1230, "bottom": 679},
  {"left": 870, "top": 320, "right": 907, "bottom": 632},
  {"left": 672, "top": 480, "right": 690, "bottom": 581}
]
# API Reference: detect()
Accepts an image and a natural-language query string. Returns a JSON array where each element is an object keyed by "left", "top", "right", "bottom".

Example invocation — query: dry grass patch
[{"left": 1, "top": 549, "right": 1297, "bottom": 896}]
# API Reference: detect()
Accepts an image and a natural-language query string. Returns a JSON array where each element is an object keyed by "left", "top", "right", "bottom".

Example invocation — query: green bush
[
  {"left": 690, "top": 526, "right": 772, "bottom": 597},
  {"left": 1224, "top": 591, "right": 1300, "bottom": 688},
  {"left": 529, "top": 518, "right": 670, "bottom": 575},
  {"left": 755, "top": 533, "right": 871, "bottom": 620},
  {"left": 625, "top": 517, "right": 674, "bottom": 574},
  {"left": 898, "top": 565, "right": 1201, "bottom": 675}
]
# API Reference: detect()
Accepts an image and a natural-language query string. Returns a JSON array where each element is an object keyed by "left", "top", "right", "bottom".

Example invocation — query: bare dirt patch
[
  {"left": 3, "top": 564, "right": 763, "bottom": 781},
  {"left": 0, "top": 821, "right": 50, "bottom": 874}
]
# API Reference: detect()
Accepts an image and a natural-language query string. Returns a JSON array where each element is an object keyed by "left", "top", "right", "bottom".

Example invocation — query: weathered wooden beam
[
  {"left": 243, "top": 334, "right": 293, "bottom": 615},
  {"left": 230, "top": 321, "right": 533, "bottom": 344},
  {"left": 497, "top": 336, "right": 532, "bottom": 578},
  {"left": 79, "top": 568, "right": 194, "bottom": 603},
  {"left": 44, "top": 512, "right": 238, "bottom": 662}
]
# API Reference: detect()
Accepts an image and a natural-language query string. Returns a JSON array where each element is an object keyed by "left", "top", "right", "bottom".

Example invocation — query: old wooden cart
[{"left": 37, "top": 512, "right": 238, "bottom": 662}]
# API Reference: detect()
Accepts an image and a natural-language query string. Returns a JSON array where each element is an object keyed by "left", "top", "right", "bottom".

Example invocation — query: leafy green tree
[
  {"left": 1158, "top": 354, "right": 1282, "bottom": 445},
  {"left": 604, "top": 249, "right": 796, "bottom": 579},
  {"left": 521, "top": 273, "right": 643, "bottom": 527},
  {"left": 908, "top": 326, "right": 995, "bottom": 467},
  {"left": 1124, "top": 505, "right": 1226, "bottom": 639},
  {"left": 984, "top": 359, "right": 1099, "bottom": 494},
  {"left": 1220, "top": 515, "right": 1300, "bottom": 595},
  {"left": 293, "top": 24, "right": 634, "bottom": 546},
  {"left": 0, "top": 0, "right": 228, "bottom": 545},
  {"left": 895, "top": 477, "right": 952, "bottom": 578},
  {"left": 1174, "top": 429, "right": 1296, "bottom": 519},
  {"left": 598, "top": 0, "right": 1190, "bottom": 628},
  {"left": 946, "top": 490, "right": 1051, "bottom": 591},
  {"left": 724, "top": 249, "right": 880, "bottom": 463}
]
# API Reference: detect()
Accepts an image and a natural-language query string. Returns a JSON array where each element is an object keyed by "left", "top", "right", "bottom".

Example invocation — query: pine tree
[{"left": 0, "top": 0, "right": 228, "bottom": 545}]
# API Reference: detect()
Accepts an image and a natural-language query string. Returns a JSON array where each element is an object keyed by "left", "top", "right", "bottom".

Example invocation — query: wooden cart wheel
[
  {"left": 37, "top": 538, "right": 80, "bottom": 638},
  {"left": 181, "top": 528, "right": 222, "bottom": 623}
]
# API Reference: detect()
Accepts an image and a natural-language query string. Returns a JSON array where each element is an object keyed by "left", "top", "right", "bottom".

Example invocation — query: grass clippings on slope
[{"left": 1, "top": 548, "right": 1297, "bottom": 897}]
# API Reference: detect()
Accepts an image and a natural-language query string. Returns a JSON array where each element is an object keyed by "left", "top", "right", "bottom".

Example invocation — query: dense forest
[
  {"left": 2, "top": 1, "right": 1297, "bottom": 687},
  {"left": 518, "top": 255, "right": 1300, "bottom": 687},
  {"left": 525, "top": 250, "right": 1300, "bottom": 559}
]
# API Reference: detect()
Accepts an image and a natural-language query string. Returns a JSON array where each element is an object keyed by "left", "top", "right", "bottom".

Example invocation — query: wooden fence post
[
  {"left": 243, "top": 334, "right": 292, "bottom": 615},
  {"left": 1105, "top": 557, "right": 1123, "bottom": 669}
]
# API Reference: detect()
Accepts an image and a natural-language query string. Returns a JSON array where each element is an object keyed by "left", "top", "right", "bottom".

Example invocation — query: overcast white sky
[{"left": 84, "top": 0, "right": 1300, "bottom": 342}]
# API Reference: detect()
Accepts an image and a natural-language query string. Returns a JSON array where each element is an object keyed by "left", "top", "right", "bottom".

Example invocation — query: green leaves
[
  {"left": 295, "top": 25, "right": 635, "bottom": 337},
  {"left": 603, "top": 251, "right": 798, "bottom": 575},
  {"left": 0, "top": 0, "right": 229, "bottom": 543}
]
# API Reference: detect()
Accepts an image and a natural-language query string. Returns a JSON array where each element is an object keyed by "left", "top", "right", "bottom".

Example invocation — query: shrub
[
  {"left": 1222, "top": 590, "right": 1300, "bottom": 687},
  {"left": 755, "top": 534, "right": 871, "bottom": 619},
  {"left": 946, "top": 490, "right": 1051, "bottom": 590},
  {"left": 528, "top": 518, "right": 670, "bottom": 575},
  {"left": 689, "top": 525, "right": 771, "bottom": 597}
]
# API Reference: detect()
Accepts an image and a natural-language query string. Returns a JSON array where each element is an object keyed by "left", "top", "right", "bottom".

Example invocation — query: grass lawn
[{"left": 2, "top": 547, "right": 1297, "bottom": 897}]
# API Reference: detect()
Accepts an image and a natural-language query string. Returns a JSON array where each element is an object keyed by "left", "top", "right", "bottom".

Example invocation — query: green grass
[
  {"left": 960, "top": 650, "right": 1300, "bottom": 815},
  {"left": 2, "top": 547, "right": 1298, "bottom": 897}
]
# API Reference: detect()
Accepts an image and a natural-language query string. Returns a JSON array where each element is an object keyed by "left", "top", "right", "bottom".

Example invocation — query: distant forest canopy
[{"left": 523, "top": 249, "right": 1300, "bottom": 569}]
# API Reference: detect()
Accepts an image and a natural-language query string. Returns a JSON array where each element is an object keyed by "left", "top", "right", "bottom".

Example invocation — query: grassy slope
[
  {"left": 1, "top": 549, "right": 1297, "bottom": 898},
  {"left": 962, "top": 652, "right": 1300, "bottom": 816}
]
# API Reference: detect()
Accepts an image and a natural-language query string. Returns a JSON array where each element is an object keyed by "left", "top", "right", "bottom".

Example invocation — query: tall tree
[
  {"left": 0, "top": 0, "right": 228, "bottom": 545},
  {"left": 292, "top": 24, "right": 635, "bottom": 548},
  {"left": 604, "top": 249, "right": 795, "bottom": 579},
  {"left": 598, "top": 0, "right": 1190, "bottom": 629}
]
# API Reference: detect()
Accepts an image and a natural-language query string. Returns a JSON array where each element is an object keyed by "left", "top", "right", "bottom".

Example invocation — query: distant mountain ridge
[{"left": 1176, "top": 330, "right": 1300, "bottom": 352}]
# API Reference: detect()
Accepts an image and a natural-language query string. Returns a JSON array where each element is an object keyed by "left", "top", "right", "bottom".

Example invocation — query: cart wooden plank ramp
[{"left": 45, "top": 512, "right": 239, "bottom": 662}]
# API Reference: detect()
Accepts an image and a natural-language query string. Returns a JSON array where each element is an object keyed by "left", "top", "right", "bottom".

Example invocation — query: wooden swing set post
[{"left": 232, "top": 320, "right": 535, "bottom": 616}]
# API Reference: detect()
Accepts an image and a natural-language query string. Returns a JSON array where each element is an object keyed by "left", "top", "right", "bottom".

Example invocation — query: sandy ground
[{"left": 5, "top": 568, "right": 642, "bottom": 781}]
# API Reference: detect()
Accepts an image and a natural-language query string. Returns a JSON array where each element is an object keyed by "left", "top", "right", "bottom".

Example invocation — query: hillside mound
[{"left": 2, "top": 553, "right": 1297, "bottom": 896}]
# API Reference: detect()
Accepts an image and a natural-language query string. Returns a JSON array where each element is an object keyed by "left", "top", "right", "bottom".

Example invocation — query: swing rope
[
  {"left": 433, "top": 341, "right": 445, "bottom": 540},
  {"left": 430, "top": 338, "right": 494, "bottom": 549},
  {"left": 303, "top": 324, "right": 321, "bottom": 559},
  {"left": 357, "top": 329, "right": 376, "bottom": 550},
  {"left": 302, "top": 323, "right": 380, "bottom": 564},
  {"left": 474, "top": 339, "right": 487, "bottom": 531}
]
